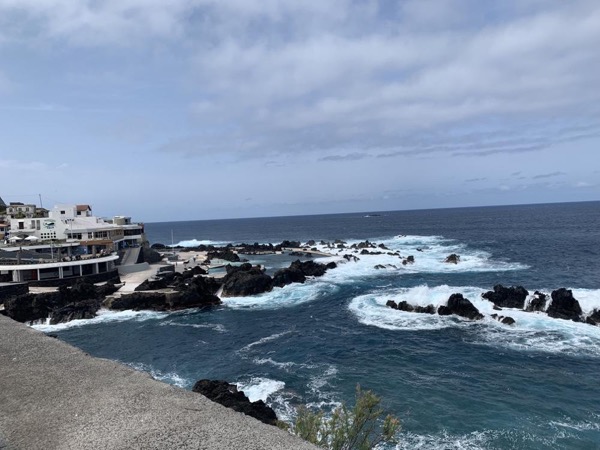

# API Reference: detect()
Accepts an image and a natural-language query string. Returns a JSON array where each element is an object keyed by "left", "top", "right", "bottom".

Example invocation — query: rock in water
[
  {"left": 547, "top": 288, "right": 582, "bottom": 321},
  {"left": 482, "top": 285, "right": 529, "bottom": 309},
  {"left": 272, "top": 260, "right": 332, "bottom": 288},
  {"left": 444, "top": 254, "right": 460, "bottom": 264},
  {"left": 192, "top": 380, "right": 278, "bottom": 425},
  {"left": 438, "top": 293, "right": 483, "bottom": 320},
  {"left": 221, "top": 264, "right": 273, "bottom": 297},
  {"left": 525, "top": 291, "right": 547, "bottom": 312},
  {"left": 585, "top": 310, "right": 600, "bottom": 326}
]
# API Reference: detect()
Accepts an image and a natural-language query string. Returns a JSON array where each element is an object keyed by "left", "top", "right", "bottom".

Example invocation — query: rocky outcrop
[
  {"left": 491, "top": 313, "right": 516, "bottom": 326},
  {"left": 482, "top": 285, "right": 529, "bottom": 309},
  {"left": 279, "top": 240, "right": 301, "bottom": 249},
  {"left": 192, "top": 380, "right": 278, "bottom": 426},
  {"left": 206, "top": 249, "right": 240, "bottom": 262},
  {"left": 350, "top": 240, "right": 376, "bottom": 250},
  {"left": 444, "top": 254, "right": 460, "bottom": 264},
  {"left": 140, "top": 247, "right": 163, "bottom": 264},
  {"left": 108, "top": 274, "right": 221, "bottom": 311},
  {"left": 401, "top": 255, "right": 415, "bottom": 265},
  {"left": 386, "top": 300, "right": 435, "bottom": 314},
  {"left": 3, "top": 280, "right": 119, "bottom": 323},
  {"left": 438, "top": 294, "right": 483, "bottom": 320},
  {"left": 50, "top": 299, "right": 100, "bottom": 324},
  {"left": 272, "top": 260, "right": 333, "bottom": 288},
  {"left": 586, "top": 310, "right": 600, "bottom": 326},
  {"left": 221, "top": 264, "right": 273, "bottom": 297},
  {"left": 547, "top": 288, "right": 582, "bottom": 322},
  {"left": 525, "top": 291, "right": 547, "bottom": 312}
]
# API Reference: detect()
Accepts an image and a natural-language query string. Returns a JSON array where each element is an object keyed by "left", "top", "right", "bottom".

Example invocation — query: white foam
[
  {"left": 252, "top": 357, "right": 310, "bottom": 371},
  {"left": 314, "top": 235, "right": 528, "bottom": 284},
  {"left": 173, "top": 239, "right": 228, "bottom": 247},
  {"left": 349, "top": 285, "right": 600, "bottom": 357},
  {"left": 395, "top": 429, "right": 528, "bottom": 450},
  {"left": 30, "top": 308, "right": 168, "bottom": 332},
  {"left": 125, "top": 362, "right": 189, "bottom": 388},
  {"left": 223, "top": 281, "right": 338, "bottom": 310},
  {"left": 572, "top": 288, "right": 600, "bottom": 315},
  {"left": 236, "top": 377, "right": 285, "bottom": 403},
  {"left": 239, "top": 330, "right": 293, "bottom": 353},
  {"left": 159, "top": 320, "right": 227, "bottom": 333}
]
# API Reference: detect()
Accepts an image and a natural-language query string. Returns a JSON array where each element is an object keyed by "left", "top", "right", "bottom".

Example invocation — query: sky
[{"left": 0, "top": 0, "right": 598, "bottom": 223}]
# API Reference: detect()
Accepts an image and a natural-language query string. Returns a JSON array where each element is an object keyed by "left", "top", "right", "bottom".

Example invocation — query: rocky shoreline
[
  {"left": 0, "top": 241, "right": 338, "bottom": 325},
  {"left": 386, "top": 284, "right": 600, "bottom": 327},
  {"left": 2, "top": 239, "right": 599, "bottom": 331}
]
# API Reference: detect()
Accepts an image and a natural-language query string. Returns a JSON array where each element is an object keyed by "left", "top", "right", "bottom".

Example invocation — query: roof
[{"left": 76, "top": 204, "right": 92, "bottom": 212}]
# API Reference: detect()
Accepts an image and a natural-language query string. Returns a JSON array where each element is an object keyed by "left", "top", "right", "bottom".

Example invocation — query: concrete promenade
[{"left": 0, "top": 315, "right": 317, "bottom": 450}]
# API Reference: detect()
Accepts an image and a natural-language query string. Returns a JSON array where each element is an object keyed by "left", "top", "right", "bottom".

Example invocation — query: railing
[{"left": 0, "top": 252, "right": 117, "bottom": 266}]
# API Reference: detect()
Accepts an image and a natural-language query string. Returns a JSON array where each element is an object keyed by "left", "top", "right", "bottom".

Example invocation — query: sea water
[{"left": 33, "top": 202, "right": 600, "bottom": 449}]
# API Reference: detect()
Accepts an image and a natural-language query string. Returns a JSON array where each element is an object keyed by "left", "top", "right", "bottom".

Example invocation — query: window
[{"left": 60, "top": 210, "right": 65, "bottom": 214}]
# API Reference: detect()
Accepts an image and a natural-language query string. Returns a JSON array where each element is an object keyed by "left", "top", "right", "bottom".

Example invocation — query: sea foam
[
  {"left": 30, "top": 308, "right": 168, "bottom": 332},
  {"left": 236, "top": 377, "right": 285, "bottom": 403},
  {"left": 349, "top": 284, "right": 600, "bottom": 357}
]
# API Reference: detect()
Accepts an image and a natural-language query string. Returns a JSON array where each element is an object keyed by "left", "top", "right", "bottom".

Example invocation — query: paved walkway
[{"left": 0, "top": 315, "right": 317, "bottom": 450}]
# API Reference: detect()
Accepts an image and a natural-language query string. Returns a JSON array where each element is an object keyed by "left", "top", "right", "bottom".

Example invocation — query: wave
[
  {"left": 222, "top": 281, "right": 339, "bottom": 310},
  {"left": 173, "top": 239, "right": 229, "bottom": 247},
  {"left": 30, "top": 309, "right": 168, "bottom": 332},
  {"left": 239, "top": 330, "right": 294, "bottom": 353},
  {"left": 159, "top": 320, "right": 227, "bottom": 333},
  {"left": 313, "top": 235, "right": 528, "bottom": 282},
  {"left": 349, "top": 285, "right": 600, "bottom": 357},
  {"left": 395, "top": 428, "right": 562, "bottom": 450},
  {"left": 235, "top": 377, "right": 285, "bottom": 403},
  {"left": 125, "top": 362, "right": 189, "bottom": 388}
]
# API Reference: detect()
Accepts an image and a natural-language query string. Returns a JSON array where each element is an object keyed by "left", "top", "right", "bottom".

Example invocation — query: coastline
[{"left": 0, "top": 314, "right": 317, "bottom": 450}]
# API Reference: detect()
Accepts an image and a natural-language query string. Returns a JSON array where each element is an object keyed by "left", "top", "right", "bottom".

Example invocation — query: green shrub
[{"left": 292, "top": 385, "right": 400, "bottom": 450}]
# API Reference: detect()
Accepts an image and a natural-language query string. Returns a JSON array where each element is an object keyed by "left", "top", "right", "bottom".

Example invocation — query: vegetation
[{"left": 291, "top": 385, "right": 400, "bottom": 450}]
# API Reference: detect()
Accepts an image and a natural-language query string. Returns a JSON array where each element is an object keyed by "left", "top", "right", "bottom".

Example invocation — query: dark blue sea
[{"left": 35, "top": 202, "right": 600, "bottom": 449}]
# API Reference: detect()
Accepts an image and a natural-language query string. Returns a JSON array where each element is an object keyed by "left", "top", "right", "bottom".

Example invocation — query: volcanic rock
[
  {"left": 482, "top": 285, "right": 529, "bottom": 309},
  {"left": 547, "top": 288, "right": 582, "bottom": 321},
  {"left": 221, "top": 264, "right": 273, "bottom": 297},
  {"left": 525, "top": 291, "right": 547, "bottom": 312},
  {"left": 444, "top": 254, "right": 460, "bottom": 264},
  {"left": 438, "top": 293, "right": 483, "bottom": 320},
  {"left": 192, "top": 379, "right": 278, "bottom": 426},
  {"left": 585, "top": 310, "right": 600, "bottom": 326}
]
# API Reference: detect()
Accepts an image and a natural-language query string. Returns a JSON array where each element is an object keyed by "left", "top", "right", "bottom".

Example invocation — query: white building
[
  {"left": 0, "top": 203, "right": 145, "bottom": 285},
  {"left": 8, "top": 204, "right": 144, "bottom": 253}
]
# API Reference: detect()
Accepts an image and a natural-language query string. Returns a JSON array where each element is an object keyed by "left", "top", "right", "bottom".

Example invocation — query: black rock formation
[
  {"left": 444, "top": 254, "right": 460, "bottom": 264},
  {"left": 482, "top": 285, "right": 529, "bottom": 309},
  {"left": 525, "top": 291, "right": 547, "bottom": 312},
  {"left": 547, "top": 288, "right": 582, "bottom": 322},
  {"left": 192, "top": 379, "right": 278, "bottom": 425},
  {"left": 221, "top": 264, "right": 273, "bottom": 297},
  {"left": 272, "top": 260, "right": 332, "bottom": 288},
  {"left": 585, "top": 310, "right": 600, "bottom": 326},
  {"left": 438, "top": 293, "right": 483, "bottom": 320}
]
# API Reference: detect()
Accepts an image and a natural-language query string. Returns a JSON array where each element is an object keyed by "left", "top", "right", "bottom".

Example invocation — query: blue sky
[{"left": 0, "top": 0, "right": 598, "bottom": 222}]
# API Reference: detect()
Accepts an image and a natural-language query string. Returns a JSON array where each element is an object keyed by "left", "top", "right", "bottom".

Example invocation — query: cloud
[
  {"left": 3, "top": 0, "right": 600, "bottom": 166},
  {"left": 465, "top": 177, "right": 487, "bottom": 183},
  {"left": 532, "top": 171, "right": 566, "bottom": 179},
  {"left": 319, "top": 152, "right": 368, "bottom": 162}
]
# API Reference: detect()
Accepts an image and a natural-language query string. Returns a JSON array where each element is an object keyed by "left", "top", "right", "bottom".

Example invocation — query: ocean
[{"left": 34, "top": 202, "right": 600, "bottom": 449}]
